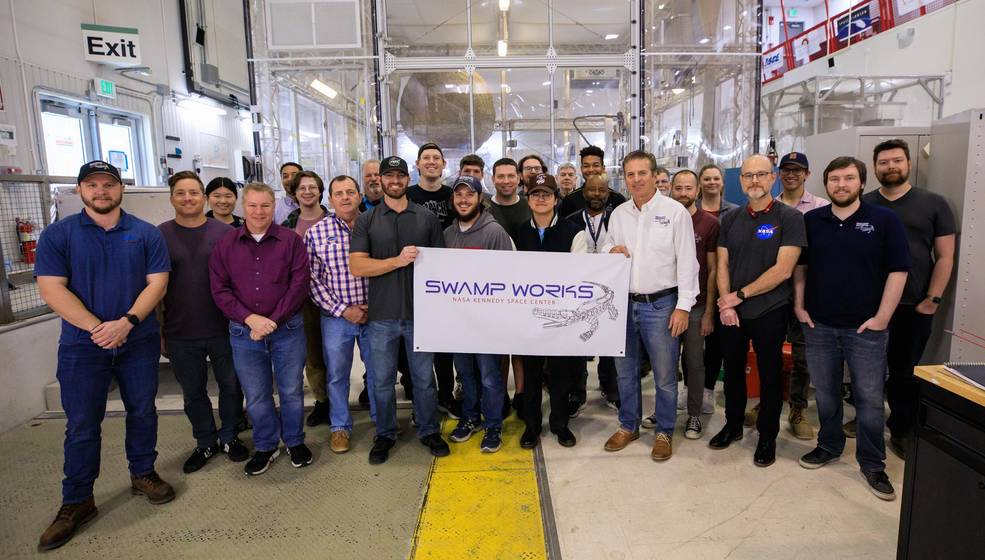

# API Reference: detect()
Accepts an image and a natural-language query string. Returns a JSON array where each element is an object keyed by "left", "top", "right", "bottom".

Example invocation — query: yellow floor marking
[{"left": 410, "top": 415, "right": 549, "bottom": 560}]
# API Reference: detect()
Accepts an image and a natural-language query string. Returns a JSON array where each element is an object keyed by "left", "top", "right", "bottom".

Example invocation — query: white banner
[{"left": 413, "top": 248, "right": 631, "bottom": 356}]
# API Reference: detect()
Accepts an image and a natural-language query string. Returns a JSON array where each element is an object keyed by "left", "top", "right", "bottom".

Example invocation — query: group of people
[{"left": 33, "top": 138, "right": 954, "bottom": 551}]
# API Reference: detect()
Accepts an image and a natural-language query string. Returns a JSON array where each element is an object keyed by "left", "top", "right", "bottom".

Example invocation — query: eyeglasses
[
  {"left": 296, "top": 185, "right": 320, "bottom": 193},
  {"left": 522, "top": 166, "right": 544, "bottom": 173},
  {"left": 740, "top": 171, "right": 773, "bottom": 181},
  {"left": 528, "top": 191, "right": 554, "bottom": 200}
]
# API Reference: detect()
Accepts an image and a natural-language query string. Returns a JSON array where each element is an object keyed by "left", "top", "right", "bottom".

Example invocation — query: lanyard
[{"left": 584, "top": 210, "right": 603, "bottom": 248}]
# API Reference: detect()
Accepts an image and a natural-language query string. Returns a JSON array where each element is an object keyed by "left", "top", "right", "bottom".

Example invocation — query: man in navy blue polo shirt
[
  {"left": 793, "top": 156, "right": 910, "bottom": 501},
  {"left": 34, "top": 161, "right": 174, "bottom": 551}
]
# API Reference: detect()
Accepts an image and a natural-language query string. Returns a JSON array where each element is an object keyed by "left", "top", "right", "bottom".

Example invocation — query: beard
[
  {"left": 455, "top": 205, "right": 481, "bottom": 223},
  {"left": 877, "top": 169, "right": 909, "bottom": 188},
  {"left": 82, "top": 194, "right": 122, "bottom": 215},
  {"left": 830, "top": 190, "right": 861, "bottom": 208},
  {"left": 673, "top": 195, "right": 695, "bottom": 208},
  {"left": 586, "top": 199, "right": 606, "bottom": 213}
]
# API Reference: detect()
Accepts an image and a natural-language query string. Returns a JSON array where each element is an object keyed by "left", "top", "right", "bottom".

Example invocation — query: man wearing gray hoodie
[{"left": 443, "top": 176, "right": 514, "bottom": 453}]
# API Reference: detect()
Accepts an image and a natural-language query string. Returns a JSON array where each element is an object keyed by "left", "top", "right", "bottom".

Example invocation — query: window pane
[
  {"left": 98, "top": 122, "right": 136, "bottom": 180},
  {"left": 41, "top": 112, "right": 87, "bottom": 177},
  {"left": 551, "top": 0, "right": 632, "bottom": 55},
  {"left": 296, "top": 93, "right": 325, "bottom": 175}
]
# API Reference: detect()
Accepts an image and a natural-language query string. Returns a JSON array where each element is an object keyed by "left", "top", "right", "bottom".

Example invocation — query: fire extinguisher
[{"left": 15, "top": 217, "right": 37, "bottom": 265}]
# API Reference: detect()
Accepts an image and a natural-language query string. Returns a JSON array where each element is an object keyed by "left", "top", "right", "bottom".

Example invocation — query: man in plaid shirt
[{"left": 304, "top": 175, "right": 374, "bottom": 454}]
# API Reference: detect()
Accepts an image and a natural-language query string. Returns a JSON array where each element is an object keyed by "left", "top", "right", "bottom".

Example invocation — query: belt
[{"left": 630, "top": 286, "right": 678, "bottom": 303}]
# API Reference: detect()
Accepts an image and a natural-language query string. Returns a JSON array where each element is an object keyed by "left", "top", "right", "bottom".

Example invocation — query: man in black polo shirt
[
  {"left": 558, "top": 145, "right": 627, "bottom": 216},
  {"left": 794, "top": 156, "right": 910, "bottom": 500},
  {"left": 862, "top": 138, "right": 956, "bottom": 460},
  {"left": 710, "top": 154, "right": 807, "bottom": 468},
  {"left": 350, "top": 156, "right": 451, "bottom": 465}
]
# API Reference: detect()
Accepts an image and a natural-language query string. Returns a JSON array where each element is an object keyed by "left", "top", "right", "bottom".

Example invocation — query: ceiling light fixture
[
  {"left": 310, "top": 79, "right": 338, "bottom": 99},
  {"left": 542, "top": 81, "right": 551, "bottom": 86},
  {"left": 699, "top": 37, "right": 710, "bottom": 44},
  {"left": 723, "top": 25, "right": 732, "bottom": 31},
  {"left": 499, "top": 0, "right": 510, "bottom": 11},
  {"left": 605, "top": 34, "right": 619, "bottom": 40}
]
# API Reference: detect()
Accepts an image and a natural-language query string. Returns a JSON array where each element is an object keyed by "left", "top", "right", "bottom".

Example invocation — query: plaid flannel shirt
[{"left": 304, "top": 214, "right": 367, "bottom": 317}]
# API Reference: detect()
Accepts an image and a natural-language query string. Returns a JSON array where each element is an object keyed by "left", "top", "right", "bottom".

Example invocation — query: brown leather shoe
[
  {"left": 130, "top": 471, "right": 176, "bottom": 505},
  {"left": 330, "top": 430, "right": 351, "bottom": 454},
  {"left": 651, "top": 432, "right": 673, "bottom": 461},
  {"left": 38, "top": 497, "right": 97, "bottom": 551},
  {"left": 604, "top": 428, "right": 639, "bottom": 452}
]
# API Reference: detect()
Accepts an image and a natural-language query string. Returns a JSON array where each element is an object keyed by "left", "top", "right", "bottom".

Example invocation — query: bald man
[{"left": 709, "top": 155, "right": 806, "bottom": 468}]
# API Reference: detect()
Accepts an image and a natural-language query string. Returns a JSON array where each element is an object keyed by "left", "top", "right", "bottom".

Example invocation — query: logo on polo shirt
[
  {"left": 755, "top": 224, "right": 777, "bottom": 240},
  {"left": 653, "top": 215, "right": 670, "bottom": 226},
  {"left": 855, "top": 222, "right": 874, "bottom": 234}
]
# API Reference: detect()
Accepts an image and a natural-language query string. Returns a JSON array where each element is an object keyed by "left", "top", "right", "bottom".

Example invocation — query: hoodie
[{"left": 443, "top": 211, "right": 515, "bottom": 251}]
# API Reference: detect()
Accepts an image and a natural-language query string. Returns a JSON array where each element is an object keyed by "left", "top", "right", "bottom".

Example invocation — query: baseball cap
[
  {"left": 379, "top": 156, "right": 409, "bottom": 176},
  {"left": 417, "top": 142, "right": 444, "bottom": 160},
  {"left": 526, "top": 173, "right": 559, "bottom": 196},
  {"left": 77, "top": 160, "right": 122, "bottom": 184},
  {"left": 452, "top": 175, "right": 483, "bottom": 194},
  {"left": 779, "top": 152, "right": 809, "bottom": 170}
]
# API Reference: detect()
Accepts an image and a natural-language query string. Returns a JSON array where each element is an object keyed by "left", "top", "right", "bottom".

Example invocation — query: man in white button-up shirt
[{"left": 600, "top": 150, "right": 699, "bottom": 461}]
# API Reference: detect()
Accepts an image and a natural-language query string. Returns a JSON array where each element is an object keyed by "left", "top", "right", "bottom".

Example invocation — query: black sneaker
[
  {"left": 438, "top": 399, "right": 463, "bottom": 420},
  {"left": 244, "top": 449, "right": 280, "bottom": 476},
  {"left": 862, "top": 470, "right": 896, "bottom": 500},
  {"left": 520, "top": 426, "right": 540, "bottom": 449},
  {"left": 420, "top": 433, "right": 451, "bottom": 457},
  {"left": 286, "top": 443, "right": 313, "bottom": 468},
  {"left": 684, "top": 416, "right": 703, "bottom": 440},
  {"left": 554, "top": 427, "right": 576, "bottom": 447},
  {"left": 480, "top": 428, "right": 502, "bottom": 453},
  {"left": 799, "top": 446, "right": 840, "bottom": 469},
  {"left": 306, "top": 400, "right": 330, "bottom": 427},
  {"left": 567, "top": 399, "right": 586, "bottom": 418},
  {"left": 450, "top": 418, "right": 481, "bottom": 443},
  {"left": 369, "top": 437, "right": 396, "bottom": 465},
  {"left": 222, "top": 437, "right": 250, "bottom": 462},
  {"left": 182, "top": 443, "right": 220, "bottom": 473},
  {"left": 641, "top": 414, "right": 657, "bottom": 430}
]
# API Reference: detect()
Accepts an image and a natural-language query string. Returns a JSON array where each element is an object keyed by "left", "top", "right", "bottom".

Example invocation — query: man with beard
[
  {"left": 697, "top": 164, "right": 738, "bottom": 217},
  {"left": 862, "top": 139, "right": 955, "bottom": 460},
  {"left": 666, "top": 169, "right": 719, "bottom": 440},
  {"left": 350, "top": 156, "right": 451, "bottom": 464},
  {"left": 557, "top": 163, "right": 578, "bottom": 197},
  {"left": 601, "top": 152, "right": 698, "bottom": 462},
  {"left": 444, "top": 176, "right": 514, "bottom": 453},
  {"left": 408, "top": 143, "right": 453, "bottom": 229},
  {"left": 794, "top": 156, "right": 910, "bottom": 500},
  {"left": 359, "top": 159, "right": 383, "bottom": 211},
  {"left": 565, "top": 174, "right": 620, "bottom": 413},
  {"left": 559, "top": 145, "right": 627, "bottom": 216},
  {"left": 518, "top": 154, "right": 546, "bottom": 192},
  {"left": 710, "top": 155, "right": 806, "bottom": 469},
  {"left": 274, "top": 162, "right": 303, "bottom": 224},
  {"left": 36, "top": 161, "right": 173, "bottom": 551}
]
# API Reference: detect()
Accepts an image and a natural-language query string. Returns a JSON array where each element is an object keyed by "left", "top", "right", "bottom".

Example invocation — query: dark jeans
[
  {"left": 787, "top": 312, "right": 810, "bottom": 409},
  {"left": 454, "top": 353, "right": 505, "bottom": 429},
  {"left": 720, "top": 305, "right": 789, "bottom": 440},
  {"left": 399, "top": 346, "right": 454, "bottom": 403},
  {"left": 569, "top": 356, "right": 619, "bottom": 404},
  {"left": 886, "top": 305, "right": 934, "bottom": 439},
  {"left": 367, "top": 320, "right": 439, "bottom": 440},
  {"left": 703, "top": 311, "right": 724, "bottom": 390},
  {"left": 57, "top": 336, "right": 160, "bottom": 504},
  {"left": 522, "top": 355, "right": 580, "bottom": 433},
  {"left": 167, "top": 335, "right": 244, "bottom": 448},
  {"left": 805, "top": 322, "right": 889, "bottom": 473}
]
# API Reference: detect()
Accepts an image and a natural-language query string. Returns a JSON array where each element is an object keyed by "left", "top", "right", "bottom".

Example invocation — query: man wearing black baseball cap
[{"left": 35, "top": 160, "right": 175, "bottom": 550}]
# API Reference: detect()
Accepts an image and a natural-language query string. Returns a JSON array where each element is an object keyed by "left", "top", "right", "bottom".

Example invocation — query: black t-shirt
[
  {"left": 718, "top": 201, "right": 807, "bottom": 320},
  {"left": 489, "top": 196, "right": 532, "bottom": 242},
  {"left": 558, "top": 186, "right": 627, "bottom": 217},
  {"left": 407, "top": 184, "right": 453, "bottom": 229},
  {"left": 862, "top": 187, "right": 955, "bottom": 305}
]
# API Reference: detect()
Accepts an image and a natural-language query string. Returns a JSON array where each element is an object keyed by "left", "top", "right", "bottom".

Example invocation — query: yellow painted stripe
[{"left": 410, "top": 415, "right": 548, "bottom": 560}]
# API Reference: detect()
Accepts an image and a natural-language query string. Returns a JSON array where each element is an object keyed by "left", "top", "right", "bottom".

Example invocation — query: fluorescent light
[
  {"left": 499, "top": 0, "right": 510, "bottom": 11},
  {"left": 586, "top": 89, "right": 594, "bottom": 94},
  {"left": 723, "top": 25, "right": 732, "bottom": 31},
  {"left": 310, "top": 79, "right": 338, "bottom": 99},
  {"left": 542, "top": 81, "right": 551, "bottom": 86},
  {"left": 445, "top": 84, "right": 455, "bottom": 89},
  {"left": 658, "top": 3, "right": 665, "bottom": 9},
  {"left": 671, "top": 88, "right": 685, "bottom": 95},
  {"left": 497, "top": 39, "right": 508, "bottom": 57},
  {"left": 177, "top": 98, "right": 227, "bottom": 117},
  {"left": 699, "top": 37, "right": 710, "bottom": 44},
  {"left": 605, "top": 34, "right": 619, "bottom": 40}
]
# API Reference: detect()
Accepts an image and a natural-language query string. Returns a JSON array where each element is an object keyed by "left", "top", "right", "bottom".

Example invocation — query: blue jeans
[
  {"left": 57, "top": 335, "right": 159, "bottom": 504},
  {"left": 229, "top": 313, "right": 306, "bottom": 452},
  {"left": 454, "top": 353, "right": 505, "bottom": 430},
  {"left": 615, "top": 294, "right": 681, "bottom": 434},
  {"left": 367, "top": 320, "right": 439, "bottom": 439},
  {"left": 321, "top": 314, "right": 375, "bottom": 432},
  {"left": 804, "top": 321, "right": 889, "bottom": 473}
]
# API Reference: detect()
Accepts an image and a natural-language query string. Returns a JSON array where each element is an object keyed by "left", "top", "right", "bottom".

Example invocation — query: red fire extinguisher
[{"left": 16, "top": 218, "right": 37, "bottom": 264}]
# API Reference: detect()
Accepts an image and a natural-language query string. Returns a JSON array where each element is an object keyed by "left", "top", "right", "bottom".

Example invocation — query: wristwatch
[
  {"left": 929, "top": 295, "right": 942, "bottom": 305},
  {"left": 125, "top": 313, "right": 140, "bottom": 326},
  {"left": 736, "top": 289, "right": 747, "bottom": 301}
]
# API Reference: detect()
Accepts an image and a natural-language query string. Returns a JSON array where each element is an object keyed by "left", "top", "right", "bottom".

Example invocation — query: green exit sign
[
  {"left": 95, "top": 78, "right": 116, "bottom": 99},
  {"left": 788, "top": 8, "right": 799, "bottom": 17}
]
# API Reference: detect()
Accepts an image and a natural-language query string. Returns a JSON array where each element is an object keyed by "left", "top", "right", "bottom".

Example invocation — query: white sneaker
[
  {"left": 702, "top": 388, "right": 715, "bottom": 414},
  {"left": 676, "top": 390, "right": 686, "bottom": 411}
]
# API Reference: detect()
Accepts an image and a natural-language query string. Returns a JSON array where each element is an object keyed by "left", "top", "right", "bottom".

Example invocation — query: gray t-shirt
[
  {"left": 718, "top": 201, "right": 807, "bottom": 320},
  {"left": 350, "top": 201, "right": 445, "bottom": 321},
  {"left": 863, "top": 187, "right": 956, "bottom": 306}
]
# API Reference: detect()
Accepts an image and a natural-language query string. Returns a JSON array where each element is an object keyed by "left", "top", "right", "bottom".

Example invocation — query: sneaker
[
  {"left": 641, "top": 414, "right": 657, "bottom": 429},
  {"left": 438, "top": 399, "right": 463, "bottom": 420},
  {"left": 306, "top": 400, "right": 330, "bottom": 427},
  {"left": 420, "top": 433, "right": 451, "bottom": 457},
  {"left": 222, "top": 438, "right": 250, "bottom": 462},
  {"left": 244, "top": 449, "right": 280, "bottom": 476},
  {"left": 788, "top": 406, "right": 815, "bottom": 440},
  {"left": 676, "top": 390, "right": 686, "bottom": 411},
  {"left": 450, "top": 418, "right": 481, "bottom": 443},
  {"left": 554, "top": 426, "right": 577, "bottom": 447},
  {"left": 182, "top": 443, "right": 220, "bottom": 473},
  {"left": 651, "top": 432, "right": 672, "bottom": 461},
  {"left": 369, "top": 437, "right": 396, "bottom": 465},
  {"left": 744, "top": 403, "right": 760, "bottom": 428},
  {"left": 843, "top": 419, "right": 857, "bottom": 438},
  {"left": 567, "top": 399, "right": 586, "bottom": 418},
  {"left": 701, "top": 388, "right": 715, "bottom": 414},
  {"left": 130, "top": 471, "right": 176, "bottom": 504},
  {"left": 330, "top": 430, "right": 351, "bottom": 454},
  {"left": 862, "top": 470, "right": 896, "bottom": 500},
  {"left": 684, "top": 416, "right": 703, "bottom": 439},
  {"left": 287, "top": 444, "right": 313, "bottom": 468},
  {"left": 37, "top": 497, "right": 98, "bottom": 552},
  {"left": 480, "top": 428, "right": 502, "bottom": 453},
  {"left": 799, "top": 446, "right": 840, "bottom": 469}
]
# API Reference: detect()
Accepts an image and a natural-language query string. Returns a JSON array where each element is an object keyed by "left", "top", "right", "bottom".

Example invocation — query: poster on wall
[
  {"left": 762, "top": 48, "right": 786, "bottom": 81},
  {"left": 895, "top": 0, "right": 935, "bottom": 16},
  {"left": 199, "top": 132, "right": 229, "bottom": 169},
  {"left": 794, "top": 27, "right": 826, "bottom": 62},
  {"left": 835, "top": 5, "right": 874, "bottom": 41}
]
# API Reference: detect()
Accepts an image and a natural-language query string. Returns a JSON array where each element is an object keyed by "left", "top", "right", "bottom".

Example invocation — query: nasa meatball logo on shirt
[{"left": 755, "top": 224, "right": 777, "bottom": 240}]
